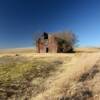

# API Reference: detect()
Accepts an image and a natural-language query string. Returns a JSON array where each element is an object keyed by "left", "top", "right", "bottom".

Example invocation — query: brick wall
[{"left": 36, "top": 35, "right": 58, "bottom": 53}]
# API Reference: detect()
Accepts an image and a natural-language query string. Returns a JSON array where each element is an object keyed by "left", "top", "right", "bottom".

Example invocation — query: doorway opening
[{"left": 46, "top": 47, "right": 49, "bottom": 53}]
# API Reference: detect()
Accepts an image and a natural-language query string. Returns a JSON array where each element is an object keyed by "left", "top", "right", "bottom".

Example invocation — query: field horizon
[{"left": 0, "top": 47, "right": 100, "bottom": 57}]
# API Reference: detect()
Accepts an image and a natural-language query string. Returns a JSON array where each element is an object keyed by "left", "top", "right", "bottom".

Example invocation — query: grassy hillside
[{"left": 0, "top": 48, "right": 100, "bottom": 100}]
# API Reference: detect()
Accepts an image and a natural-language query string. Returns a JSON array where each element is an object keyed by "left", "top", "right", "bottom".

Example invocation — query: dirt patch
[{"left": 78, "top": 64, "right": 100, "bottom": 82}]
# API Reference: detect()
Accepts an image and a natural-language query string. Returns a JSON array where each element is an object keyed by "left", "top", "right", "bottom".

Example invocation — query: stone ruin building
[{"left": 36, "top": 32, "right": 73, "bottom": 53}]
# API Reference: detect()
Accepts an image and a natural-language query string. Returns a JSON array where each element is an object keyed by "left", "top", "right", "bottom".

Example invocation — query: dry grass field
[{"left": 0, "top": 47, "right": 100, "bottom": 100}]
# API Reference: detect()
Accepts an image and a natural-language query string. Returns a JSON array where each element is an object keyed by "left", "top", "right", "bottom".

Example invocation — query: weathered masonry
[{"left": 36, "top": 32, "right": 73, "bottom": 53}]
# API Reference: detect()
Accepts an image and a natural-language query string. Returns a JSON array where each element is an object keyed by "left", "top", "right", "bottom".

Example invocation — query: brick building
[{"left": 36, "top": 32, "right": 73, "bottom": 53}]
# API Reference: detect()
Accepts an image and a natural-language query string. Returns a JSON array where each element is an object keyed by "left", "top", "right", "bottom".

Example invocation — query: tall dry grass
[
  {"left": 1, "top": 48, "right": 100, "bottom": 100},
  {"left": 32, "top": 53, "right": 100, "bottom": 100}
]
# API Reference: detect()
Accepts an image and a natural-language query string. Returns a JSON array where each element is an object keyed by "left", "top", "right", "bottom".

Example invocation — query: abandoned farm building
[{"left": 36, "top": 32, "right": 73, "bottom": 53}]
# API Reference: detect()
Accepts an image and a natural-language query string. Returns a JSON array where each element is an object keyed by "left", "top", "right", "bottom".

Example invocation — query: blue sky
[{"left": 0, "top": 0, "right": 100, "bottom": 48}]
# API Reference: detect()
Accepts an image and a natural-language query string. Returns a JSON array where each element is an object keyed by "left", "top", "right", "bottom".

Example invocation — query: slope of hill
[{"left": 0, "top": 48, "right": 100, "bottom": 100}]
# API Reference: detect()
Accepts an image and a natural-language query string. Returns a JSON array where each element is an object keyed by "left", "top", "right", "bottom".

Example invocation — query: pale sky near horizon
[{"left": 0, "top": 0, "right": 100, "bottom": 48}]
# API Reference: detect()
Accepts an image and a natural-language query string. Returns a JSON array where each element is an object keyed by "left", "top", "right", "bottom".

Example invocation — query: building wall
[
  {"left": 36, "top": 35, "right": 58, "bottom": 53},
  {"left": 48, "top": 35, "right": 57, "bottom": 53}
]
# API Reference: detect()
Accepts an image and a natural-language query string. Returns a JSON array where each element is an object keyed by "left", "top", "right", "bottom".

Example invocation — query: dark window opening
[
  {"left": 46, "top": 48, "right": 49, "bottom": 53},
  {"left": 44, "top": 32, "right": 48, "bottom": 39},
  {"left": 59, "top": 48, "right": 63, "bottom": 52},
  {"left": 57, "top": 47, "right": 64, "bottom": 53}
]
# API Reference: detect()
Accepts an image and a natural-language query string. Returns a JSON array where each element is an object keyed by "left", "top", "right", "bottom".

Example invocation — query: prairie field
[{"left": 0, "top": 48, "right": 100, "bottom": 100}]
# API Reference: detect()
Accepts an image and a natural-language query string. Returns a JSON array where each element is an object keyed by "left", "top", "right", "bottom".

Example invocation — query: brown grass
[
  {"left": 31, "top": 53, "right": 100, "bottom": 100},
  {"left": 0, "top": 48, "right": 100, "bottom": 100},
  {"left": 0, "top": 55, "right": 65, "bottom": 100}
]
